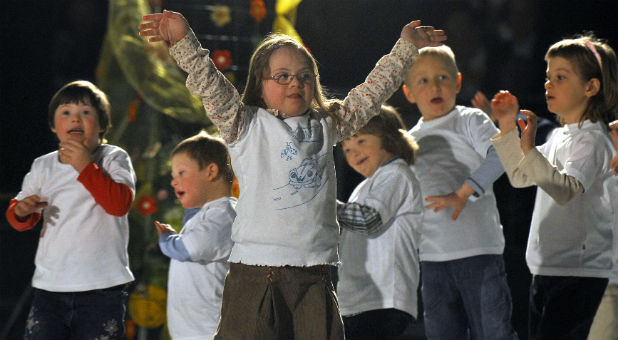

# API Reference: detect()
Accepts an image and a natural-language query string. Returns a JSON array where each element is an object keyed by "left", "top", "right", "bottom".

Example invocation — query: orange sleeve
[
  {"left": 77, "top": 162, "right": 134, "bottom": 216},
  {"left": 6, "top": 199, "right": 40, "bottom": 231}
]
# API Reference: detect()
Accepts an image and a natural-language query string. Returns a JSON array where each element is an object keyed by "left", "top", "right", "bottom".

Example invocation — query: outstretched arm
[
  {"left": 337, "top": 20, "right": 447, "bottom": 140},
  {"left": 138, "top": 10, "right": 190, "bottom": 47},
  {"left": 141, "top": 10, "right": 243, "bottom": 143}
]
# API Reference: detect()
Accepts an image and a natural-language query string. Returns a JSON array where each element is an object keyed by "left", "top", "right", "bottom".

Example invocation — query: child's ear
[
  {"left": 206, "top": 163, "right": 219, "bottom": 181},
  {"left": 584, "top": 78, "right": 601, "bottom": 97},
  {"left": 402, "top": 85, "right": 416, "bottom": 103},
  {"left": 456, "top": 73, "right": 463, "bottom": 94}
]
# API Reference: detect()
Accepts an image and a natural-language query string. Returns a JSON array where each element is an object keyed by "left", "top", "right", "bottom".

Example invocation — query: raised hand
[
  {"left": 14, "top": 195, "right": 48, "bottom": 218},
  {"left": 472, "top": 91, "right": 493, "bottom": 121},
  {"left": 154, "top": 220, "right": 177, "bottom": 237},
  {"left": 490, "top": 90, "right": 519, "bottom": 134},
  {"left": 518, "top": 110, "right": 537, "bottom": 154},
  {"left": 400, "top": 20, "right": 447, "bottom": 49},
  {"left": 139, "top": 10, "right": 190, "bottom": 46},
  {"left": 59, "top": 139, "right": 92, "bottom": 173}
]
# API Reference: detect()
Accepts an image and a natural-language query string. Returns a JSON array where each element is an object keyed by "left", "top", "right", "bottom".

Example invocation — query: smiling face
[
  {"left": 544, "top": 56, "right": 592, "bottom": 124},
  {"left": 261, "top": 46, "right": 314, "bottom": 117},
  {"left": 51, "top": 99, "right": 103, "bottom": 153},
  {"left": 170, "top": 152, "right": 211, "bottom": 209},
  {"left": 403, "top": 54, "right": 462, "bottom": 121},
  {"left": 342, "top": 133, "right": 395, "bottom": 178}
]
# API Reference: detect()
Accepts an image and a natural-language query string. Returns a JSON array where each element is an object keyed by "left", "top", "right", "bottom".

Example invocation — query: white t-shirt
[
  {"left": 227, "top": 109, "right": 340, "bottom": 266},
  {"left": 337, "top": 158, "right": 423, "bottom": 318},
  {"left": 525, "top": 121, "right": 615, "bottom": 278},
  {"left": 15, "top": 145, "right": 136, "bottom": 292},
  {"left": 166, "top": 196, "right": 236, "bottom": 340},
  {"left": 408, "top": 106, "right": 505, "bottom": 261}
]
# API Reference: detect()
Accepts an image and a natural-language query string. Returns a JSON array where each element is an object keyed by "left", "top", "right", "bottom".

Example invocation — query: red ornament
[
  {"left": 212, "top": 50, "right": 233, "bottom": 71},
  {"left": 136, "top": 196, "right": 157, "bottom": 216},
  {"left": 250, "top": 0, "right": 266, "bottom": 22}
]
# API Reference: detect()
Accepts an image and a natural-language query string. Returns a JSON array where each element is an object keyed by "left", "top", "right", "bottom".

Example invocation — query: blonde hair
[
  {"left": 241, "top": 33, "right": 340, "bottom": 119},
  {"left": 351, "top": 105, "right": 419, "bottom": 165},
  {"left": 404, "top": 45, "right": 459, "bottom": 86},
  {"left": 545, "top": 34, "right": 618, "bottom": 125}
]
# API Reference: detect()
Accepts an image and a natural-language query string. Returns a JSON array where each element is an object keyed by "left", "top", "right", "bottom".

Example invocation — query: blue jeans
[
  {"left": 529, "top": 275, "right": 607, "bottom": 340},
  {"left": 421, "top": 255, "right": 518, "bottom": 340},
  {"left": 24, "top": 285, "right": 129, "bottom": 340}
]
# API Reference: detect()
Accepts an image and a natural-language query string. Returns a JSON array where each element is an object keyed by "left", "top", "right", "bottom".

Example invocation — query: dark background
[{"left": 1, "top": 0, "right": 617, "bottom": 339}]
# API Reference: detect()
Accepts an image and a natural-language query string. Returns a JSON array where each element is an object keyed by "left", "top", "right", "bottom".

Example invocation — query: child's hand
[
  {"left": 490, "top": 90, "right": 519, "bottom": 134},
  {"left": 518, "top": 110, "right": 537, "bottom": 154},
  {"left": 400, "top": 20, "right": 447, "bottom": 49},
  {"left": 139, "top": 10, "right": 189, "bottom": 46},
  {"left": 59, "top": 140, "right": 92, "bottom": 173},
  {"left": 472, "top": 91, "right": 494, "bottom": 121},
  {"left": 14, "top": 195, "right": 47, "bottom": 218},
  {"left": 425, "top": 193, "right": 466, "bottom": 221},
  {"left": 609, "top": 120, "right": 618, "bottom": 175},
  {"left": 154, "top": 220, "right": 177, "bottom": 237}
]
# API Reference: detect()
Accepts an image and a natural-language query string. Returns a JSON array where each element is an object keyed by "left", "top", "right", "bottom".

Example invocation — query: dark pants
[
  {"left": 421, "top": 254, "right": 518, "bottom": 339},
  {"left": 215, "top": 263, "right": 344, "bottom": 340},
  {"left": 529, "top": 275, "right": 608, "bottom": 340},
  {"left": 24, "top": 285, "right": 128, "bottom": 340},
  {"left": 343, "top": 308, "right": 413, "bottom": 340}
]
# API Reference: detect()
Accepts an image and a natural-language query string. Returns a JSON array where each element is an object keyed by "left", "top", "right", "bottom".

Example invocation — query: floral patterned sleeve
[
  {"left": 169, "top": 30, "right": 243, "bottom": 143},
  {"left": 335, "top": 39, "right": 418, "bottom": 141}
]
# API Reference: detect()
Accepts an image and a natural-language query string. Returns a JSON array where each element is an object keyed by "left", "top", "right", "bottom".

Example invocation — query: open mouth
[
  {"left": 356, "top": 157, "right": 368, "bottom": 166},
  {"left": 68, "top": 128, "right": 84, "bottom": 135},
  {"left": 176, "top": 191, "right": 185, "bottom": 200},
  {"left": 430, "top": 97, "right": 443, "bottom": 104}
]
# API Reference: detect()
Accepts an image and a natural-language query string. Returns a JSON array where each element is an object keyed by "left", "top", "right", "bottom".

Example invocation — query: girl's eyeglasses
[{"left": 263, "top": 72, "right": 315, "bottom": 85}]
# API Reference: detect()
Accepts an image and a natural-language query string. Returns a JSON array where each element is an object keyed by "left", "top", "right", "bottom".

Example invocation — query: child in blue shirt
[{"left": 155, "top": 131, "right": 236, "bottom": 340}]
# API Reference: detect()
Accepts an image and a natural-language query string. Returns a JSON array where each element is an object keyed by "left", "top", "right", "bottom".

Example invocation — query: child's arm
[
  {"left": 337, "top": 168, "right": 422, "bottom": 236},
  {"left": 139, "top": 11, "right": 243, "bottom": 144},
  {"left": 5, "top": 196, "right": 46, "bottom": 231},
  {"left": 155, "top": 221, "right": 192, "bottom": 262},
  {"left": 60, "top": 139, "right": 134, "bottom": 216},
  {"left": 336, "top": 21, "right": 446, "bottom": 139},
  {"left": 425, "top": 145, "right": 504, "bottom": 220},
  {"left": 337, "top": 200, "right": 384, "bottom": 235},
  {"left": 77, "top": 163, "right": 134, "bottom": 216},
  {"left": 491, "top": 92, "right": 585, "bottom": 203}
]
